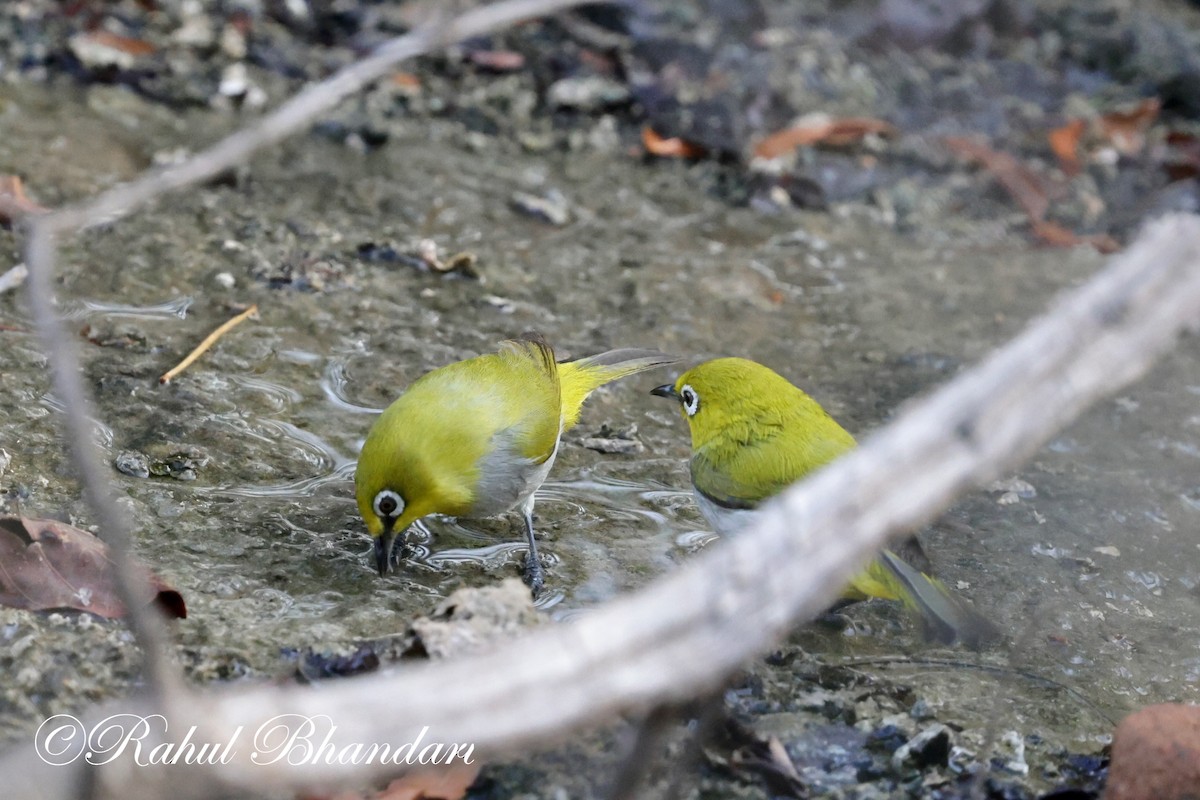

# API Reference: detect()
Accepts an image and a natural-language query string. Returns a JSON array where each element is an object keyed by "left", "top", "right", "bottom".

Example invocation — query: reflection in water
[
  {"left": 65, "top": 296, "right": 194, "bottom": 320},
  {"left": 40, "top": 392, "right": 113, "bottom": 448},
  {"left": 322, "top": 356, "right": 383, "bottom": 414},
  {"left": 228, "top": 375, "right": 302, "bottom": 412}
]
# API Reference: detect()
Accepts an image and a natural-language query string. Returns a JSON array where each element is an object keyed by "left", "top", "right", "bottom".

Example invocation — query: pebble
[
  {"left": 891, "top": 723, "right": 951, "bottom": 771},
  {"left": 546, "top": 76, "right": 630, "bottom": 111},
  {"left": 510, "top": 189, "right": 570, "bottom": 226},
  {"left": 1107, "top": 703, "right": 1200, "bottom": 800}
]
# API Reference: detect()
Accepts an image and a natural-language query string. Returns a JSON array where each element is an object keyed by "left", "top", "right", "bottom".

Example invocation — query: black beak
[
  {"left": 650, "top": 383, "right": 679, "bottom": 401},
  {"left": 374, "top": 527, "right": 396, "bottom": 577}
]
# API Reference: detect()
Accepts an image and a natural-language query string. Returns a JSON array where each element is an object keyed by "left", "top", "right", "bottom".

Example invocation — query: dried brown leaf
[
  {"left": 0, "top": 175, "right": 49, "bottom": 226},
  {"left": 1099, "top": 97, "right": 1160, "bottom": 156},
  {"left": 376, "top": 765, "right": 481, "bottom": 800},
  {"left": 0, "top": 515, "right": 186, "bottom": 619},
  {"left": 466, "top": 49, "right": 525, "bottom": 71},
  {"left": 1048, "top": 119, "right": 1085, "bottom": 177},
  {"left": 754, "top": 116, "right": 895, "bottom": 159},
  {"left": 944, "top": 136, "right": 1054, "bottom": 222},
  {"left": 1164, "top": 131, "right": 1200, "bottom": 182},
  {"left": 1031, "top": 220, "right": 1120, "bottom": 254},
  {"left": 641, "top": 126, "right": 706, "bottom": 159}
]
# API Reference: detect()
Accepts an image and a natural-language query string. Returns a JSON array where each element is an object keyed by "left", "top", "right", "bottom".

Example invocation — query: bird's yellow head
[
  {"left": 354, "top": 397, "right": 462, "bottom": 577},
  {"left": 651, "top": 357, "right": 846, "bottom": 451}
]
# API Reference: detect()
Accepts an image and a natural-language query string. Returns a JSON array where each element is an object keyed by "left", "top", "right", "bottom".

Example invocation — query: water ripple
[{"left": 66, "top": 296, "right": 194, "bottom": 320}]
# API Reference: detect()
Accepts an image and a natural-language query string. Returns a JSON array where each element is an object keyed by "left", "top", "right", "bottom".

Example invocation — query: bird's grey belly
[
  {"left": 468, "top": 436, "right": 559, "bottom": 517},
  {"left": 693, "top": 489, "right": 760, "bottom": 537}
]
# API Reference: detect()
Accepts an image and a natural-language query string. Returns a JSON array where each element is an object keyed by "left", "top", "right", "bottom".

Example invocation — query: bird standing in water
[
  {"left": 652, "top": 357, "right": 997, "bottom": 646},
  {"left": 355, "top": 333, "right": 675, "bottom": 595}
]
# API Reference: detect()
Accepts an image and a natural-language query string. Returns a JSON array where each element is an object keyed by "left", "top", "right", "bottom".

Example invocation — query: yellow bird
[
  {"left": 355, "top": 333, "right": 676, "bottom": 594},
  {"left": 652, "top": 357, "right": 997, "bottom": 646}
]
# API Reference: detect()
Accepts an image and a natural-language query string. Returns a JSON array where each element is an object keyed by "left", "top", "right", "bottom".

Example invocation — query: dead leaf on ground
[
  {"left": 1163, "top": 131, "right": 1200, "bottom": 181},
  {"left": 711, "top": 715, "right": 807, "bottom": 799},
  {"left": 466, "top": 49, "right": 525, "bottom": 71},
  {"left": 389, "top": 72, "right": 422, "bottom": 96},
  {"left": 0, "top": 515, "right": 186, "bottom": 619},
  {"left": 946, "top": 137, "right": 1118, "bottom": 253},
  {"left": 1099, "top": 97, "right": 1160, "bottom": 156},
  {"left": 944, "top": 136, "right": 1057, "bottom": 222},
  {"left": 0, "top": 175, "right": 49, "bottom": 226},
  {"left": 299, "top": 765, "right": 481, "bottom": 800},
  {"left": 377, "top": 765, "right": 482, "bottom": 800},
  {"left": 641, "top": 126, "right": 706, "bottom": 159},
  {"left": 1031, "top": 220, "right": 1120, "bottom": 254},
  {"left": 754, "top": 114, "right": 896, "bottom": 160},
  {"left": 1047, "top": 119, "right": 1086, "bottom": 177}
]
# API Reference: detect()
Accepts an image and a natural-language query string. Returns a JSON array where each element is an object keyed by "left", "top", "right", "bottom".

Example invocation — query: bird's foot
[{"left": 523, "top": 555, "right": 545, "bottom": 599}]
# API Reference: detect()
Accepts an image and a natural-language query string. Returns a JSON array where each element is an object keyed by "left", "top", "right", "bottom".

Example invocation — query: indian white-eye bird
[
  {"left": 652, "top": 357, "right": 998, "bottom": 647},
  {"left": 355, "top": 332, "right": 676, "bottom": 595}
]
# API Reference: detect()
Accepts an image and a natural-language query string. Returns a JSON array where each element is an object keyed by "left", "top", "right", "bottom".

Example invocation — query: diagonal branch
[{"left": 5, "top": 213, "right": 1198, "bottom": 799}]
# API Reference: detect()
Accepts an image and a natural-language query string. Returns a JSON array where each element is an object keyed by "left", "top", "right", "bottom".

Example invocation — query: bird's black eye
[
  {"left": 680, "top": 384, "right": 700, "bottom": 417},
  {"left": 373, "top": 489, "right": 404, "bottom": 519}
]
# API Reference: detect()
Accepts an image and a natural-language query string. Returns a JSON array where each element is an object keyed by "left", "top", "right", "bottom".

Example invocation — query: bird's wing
[{"left": 493, "top": 332, "right": 562, "bottom": 463}]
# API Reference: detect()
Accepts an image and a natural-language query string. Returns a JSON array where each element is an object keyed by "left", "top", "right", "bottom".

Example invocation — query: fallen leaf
[
  {"left": 1031, "top": 220, "right": 1120, "bottom": 254},
  {"left": 0, "top": 515, "right": 186, "bottom": 619},
  {"left": 754, "top": 115, "right": 896, "bottom": 159},
  {"left": 377, "top": 766, "right": 481, "bottom": 800},
  {"left": 944, "top": 136, "right": 1055, "bottom": 221},
  {"left": 641, "top": 126, "right": 706, "bottom": 159},
  {"left": 1048, "top": 119, "right": 1086, "bottom": 177},
  {"left": 1099, "top": 97, "right": 1160, "bottom": 156},
  {"left": 947, "top": 138, "right": 1118, "bottom": 253},
  {"left": 1163, "top": 131, "right": 1200, "bottom": 181},
  {"left": 0, "top": 175, "right": 49, "bottom": 226},
  {"left": 87, "top": 30, "right": 157, "bottom": 56},
  {"left": 390, "top": 72, "right": 422, "bottom": 95},
  {"left": 466, "top": 49, "right": 525, "bottom": 71}
]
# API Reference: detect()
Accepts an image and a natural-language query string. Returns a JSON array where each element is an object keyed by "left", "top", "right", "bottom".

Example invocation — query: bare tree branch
[
  {"left": 5, "top": 214, "right": 1198, "bottom": 799},
  {"left": 22, "top": 221, "right": 183, "bottom": 702}
]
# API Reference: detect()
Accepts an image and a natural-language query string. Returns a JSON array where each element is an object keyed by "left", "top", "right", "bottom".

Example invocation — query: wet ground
[{"left": 2, "top": 1, "right": 1200, "bottom": 798}]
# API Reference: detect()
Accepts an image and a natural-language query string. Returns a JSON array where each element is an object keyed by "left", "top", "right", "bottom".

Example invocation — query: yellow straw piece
[{"left": 159, "top": 304, "right": 258, "bottom": 385}]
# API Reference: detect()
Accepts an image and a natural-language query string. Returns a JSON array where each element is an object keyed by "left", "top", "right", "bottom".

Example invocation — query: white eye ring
[
  {"left": 680, "top": 384, "right": 699, "bottom": 416},
  {"left": 373, "top": 489, "right": 405, "bottom": 519}
]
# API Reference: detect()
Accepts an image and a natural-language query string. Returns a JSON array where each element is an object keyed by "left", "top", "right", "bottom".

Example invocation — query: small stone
[
  {"left": 580, "top": 423, "right": 644, "bottom": 454},
  {"left": 891, "top": 724, "right": 951, "bottom": 771},
  {"left": 510, "top": 189, "right": 570, "bottom": 226},
  {"left": 114, "top": 451, "right": 150, "bottom": 479},
  {"left": 214, "top": 272, "right": 236, "bottom": 289},
  {"left": 1094, "top": 545, "right": 1121, "bottom": 557},
  {"left": 988, "top": 476, "right": 1037, "bottom": 499},
  {"left": 1108, "top": 704, "right": 1200, "bottom": 800},
  {"left": 546, "top": 76, "right": 630, "bottom": 111}
]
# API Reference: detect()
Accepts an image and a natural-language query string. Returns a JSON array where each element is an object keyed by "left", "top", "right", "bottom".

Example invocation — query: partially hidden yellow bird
[
  {"left": 652, "top": 357, "right": 998, "bottom": 647},
  {"left": 355, "top": 333, "right": 676, "bottom": 594}
]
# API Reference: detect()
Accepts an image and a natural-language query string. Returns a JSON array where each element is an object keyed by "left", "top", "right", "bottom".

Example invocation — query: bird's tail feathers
[
  {"left": 874, "top": 549, "right": 1002, "bottom": 650},
  {"left": 557, "top": 348, "right": 678, "bottom": 429}
]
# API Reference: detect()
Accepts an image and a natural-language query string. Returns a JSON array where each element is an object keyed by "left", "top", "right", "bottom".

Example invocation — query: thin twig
[
  {"left": 22, "top": 221, "right": 183, "bottom": 701},
  {"left": 159, "top": 304, "right": 258, "bottom": 385}
]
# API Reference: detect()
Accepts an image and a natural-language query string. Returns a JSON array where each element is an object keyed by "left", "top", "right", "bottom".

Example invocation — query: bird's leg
[{"left": 521, "top": 500, "right": 545, "bottom": 597}]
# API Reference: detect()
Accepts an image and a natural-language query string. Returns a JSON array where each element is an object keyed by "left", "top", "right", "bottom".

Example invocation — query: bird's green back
[{"left": 355, "top": 335, "right": 561, "bottom": 527}]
